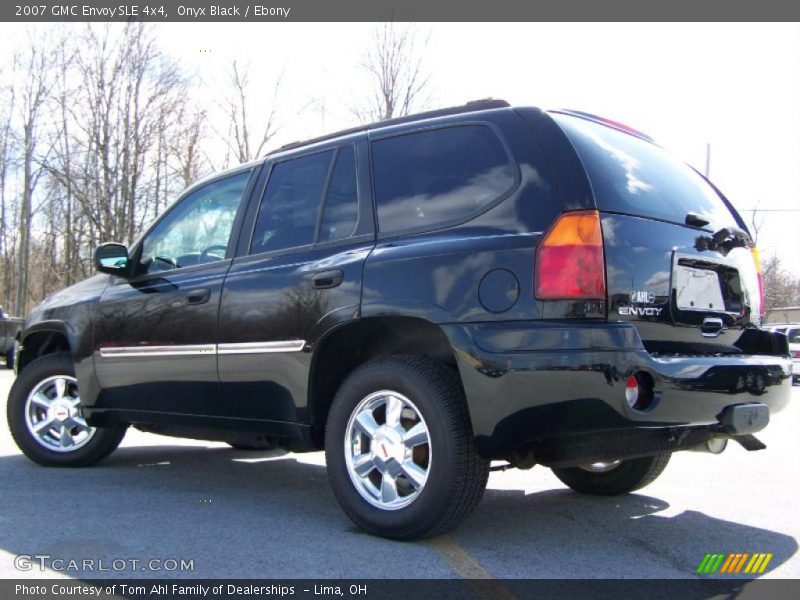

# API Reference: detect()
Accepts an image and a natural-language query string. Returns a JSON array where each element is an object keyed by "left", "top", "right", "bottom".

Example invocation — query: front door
[{"left": 93, "top": 170, "right": 254, "bottom": 417}]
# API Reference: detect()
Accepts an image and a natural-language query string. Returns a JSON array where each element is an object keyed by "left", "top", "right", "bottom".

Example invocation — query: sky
[{"left": 3, "top": 22, "right": 800, "bottom": 272}]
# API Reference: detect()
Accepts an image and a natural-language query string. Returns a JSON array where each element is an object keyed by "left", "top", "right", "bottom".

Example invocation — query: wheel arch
[
  {"left": 307, "top": 316, "right": 461, "bottom": 447},
  {"left": 18, "top": 321, "right": 75, "bottom": 374}
]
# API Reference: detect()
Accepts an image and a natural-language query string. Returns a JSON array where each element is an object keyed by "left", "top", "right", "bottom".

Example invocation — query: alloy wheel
[
  {"left": 24, "top": 375, "right": 95, "bottom": 452},
  {"left": 344, "top": 390, "right": 431, "bottom": 510}
]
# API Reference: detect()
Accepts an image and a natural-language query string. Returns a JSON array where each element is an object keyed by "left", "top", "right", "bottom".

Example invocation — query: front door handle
[
  {"left": 186, "top": 288, "right": 211, "bottom": 305},
  {"left": 312, "top": 269, "right": 344, "bottom": 289}
]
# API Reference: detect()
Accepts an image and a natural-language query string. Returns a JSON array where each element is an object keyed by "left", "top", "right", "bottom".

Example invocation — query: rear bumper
[{"left": 443, "top": 321, "right": 792, "bottom": 459}]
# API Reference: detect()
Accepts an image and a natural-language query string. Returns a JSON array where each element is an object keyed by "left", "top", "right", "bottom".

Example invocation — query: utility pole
[{"left": 705, "top": 142, "right": 711, "bottom": 178}]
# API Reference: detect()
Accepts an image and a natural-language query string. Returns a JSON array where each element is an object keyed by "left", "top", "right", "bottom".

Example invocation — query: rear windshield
[{"left": 552, "top": 113, "right": 738, "bottom": 230}]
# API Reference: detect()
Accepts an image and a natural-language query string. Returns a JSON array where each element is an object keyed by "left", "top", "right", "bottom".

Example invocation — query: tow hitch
[{"left": 719, "top": 403, "right": 769, "bottom": 435}]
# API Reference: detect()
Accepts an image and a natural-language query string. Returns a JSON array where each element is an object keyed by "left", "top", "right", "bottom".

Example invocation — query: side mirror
[{"left": 94, "top": 243, "right": 131, "bottom": 277}]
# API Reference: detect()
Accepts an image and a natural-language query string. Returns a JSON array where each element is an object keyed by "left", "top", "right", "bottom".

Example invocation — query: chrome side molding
[{"left": 99, "top": 340, "right": 306, "bottom": 358}]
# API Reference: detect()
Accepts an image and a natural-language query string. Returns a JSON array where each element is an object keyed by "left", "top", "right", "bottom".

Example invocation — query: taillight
[
  {"left": 751, "top": 245, "right": 765, "bottom": 317},
  {"left": 535, "top": 210, "right": 606, "bottom": 300}
]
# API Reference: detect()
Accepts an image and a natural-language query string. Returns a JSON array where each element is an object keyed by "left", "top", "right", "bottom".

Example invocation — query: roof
[{"left": 268, "top": 99, "right": 512, "bottom": 156}]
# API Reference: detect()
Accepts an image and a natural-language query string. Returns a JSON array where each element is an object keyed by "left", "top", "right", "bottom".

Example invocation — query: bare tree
[
  {"left": 0, "top": 24, "right": 300, "bottom": 315},
  {"left": 12, "top": 37, "right": 56, "bottom": 315},
  {"left": 218, "top": 60, "right": 281, "bottom": 165},
  {"left": 0, "top": 58, "right": 18, "bottom": 310},
  {"left": 55, "top": 25, "right": 186, "bottom": 241},
  {"left": 36, "top": 24, "right": 190, "bottom": 295},
  {"left": 762, "top": 253, "right": 800, "bottom": 313},
  {"left": 352, "top": 23, "right": 431, "bottom": 123},
  {"left": 747, "top": 204, "right": 767, "bottom": 245},
  {"left": 170, "top": 103, "right": 210, "bottom": 189}
]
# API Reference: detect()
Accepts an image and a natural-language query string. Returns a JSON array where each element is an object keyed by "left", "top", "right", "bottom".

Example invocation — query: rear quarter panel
[{"left": 362, "top": 109, "right": 564, "bottom": 325}]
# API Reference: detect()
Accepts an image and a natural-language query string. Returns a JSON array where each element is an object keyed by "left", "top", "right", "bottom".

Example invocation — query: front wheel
[
  {"left": 551, "top": 453, "right": 671, "bottom": 495},
  {"left": 325, "top": 356, "right": 489, "bottom": 540},
  {"left": 7, "top": 352, "right": 127, "bottom": 467}
]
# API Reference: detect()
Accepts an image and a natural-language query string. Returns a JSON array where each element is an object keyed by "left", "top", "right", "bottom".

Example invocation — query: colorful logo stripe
[{"left": 697, "top": 553, "right": 773, "bottom": 574}]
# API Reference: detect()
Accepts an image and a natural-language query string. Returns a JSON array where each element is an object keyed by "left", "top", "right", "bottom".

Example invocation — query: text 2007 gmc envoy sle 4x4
[{"left": 7, "top": 100, "right": 791, "bottom": 539}]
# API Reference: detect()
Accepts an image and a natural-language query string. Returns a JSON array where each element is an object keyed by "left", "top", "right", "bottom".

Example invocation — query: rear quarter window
[
  {"left": 371, "top": 125, "right": 516, "bottom": 234},
  {"left": 552, "top": 113, "right": 738, "bottom": 230}
]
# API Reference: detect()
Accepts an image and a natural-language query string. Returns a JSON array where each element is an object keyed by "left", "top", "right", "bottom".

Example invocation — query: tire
[
  {"left": 551, "top": 453, "right": 671, "bottom": 495},
  {"left": 7, "top": 352, "right": 127, "bottom": 467},
  {"left": 325, "top": 355, "right": 489, "bottom": 540}
]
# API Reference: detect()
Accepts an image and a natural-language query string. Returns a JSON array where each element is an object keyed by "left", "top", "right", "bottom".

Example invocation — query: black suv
[{"left": 7, "top": 100, "right": 792, "bottom": 539}]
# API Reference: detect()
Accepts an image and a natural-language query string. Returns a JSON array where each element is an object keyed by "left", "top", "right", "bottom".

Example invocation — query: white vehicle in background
[{"left": 765, "top": 324, "right": 800, "bottom": 384}]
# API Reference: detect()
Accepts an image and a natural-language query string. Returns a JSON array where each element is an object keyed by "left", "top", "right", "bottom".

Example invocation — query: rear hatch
[{"left": 551, "top": 112, "right": 763, "bottom": 355}]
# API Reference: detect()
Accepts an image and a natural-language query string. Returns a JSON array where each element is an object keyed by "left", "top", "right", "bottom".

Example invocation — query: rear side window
[
  {"left": 319, "top": 146, "right": 358, "bottom": 242},
  {"left": 250, "top": 151, "right": 333, "bottom": 254},
  {"left": 371, "top": 125, "right": 516, "bottom": 233},
  {"left": 552, "top": 113, "right": 738, "bottom": 230}
]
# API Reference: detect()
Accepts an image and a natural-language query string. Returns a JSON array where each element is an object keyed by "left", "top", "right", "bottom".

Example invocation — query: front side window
[
  {"left": 371, "top": 125, "right": 516, "bottom": 233},
  {"left": 139, "top": 171, "right": 251, "bottom": 275},
  {"left": 250, "top": 151, "right": 334, "bottom": 254}
]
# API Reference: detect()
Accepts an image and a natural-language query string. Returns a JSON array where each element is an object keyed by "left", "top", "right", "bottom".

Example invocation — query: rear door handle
[
  {"left": 312, "top": 269, "right": 344, "bottom": 289},
  {"left": 186, "top": 288, "right": 211, "bottom": 305}
]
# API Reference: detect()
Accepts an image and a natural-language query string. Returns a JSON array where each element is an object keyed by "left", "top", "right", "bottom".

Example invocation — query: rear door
[
  {"left": 218, "top": 139, "right": 375, "bottom": 426},
  {"left": 551, "top": 113, "right": 762, "bottom": 354}
]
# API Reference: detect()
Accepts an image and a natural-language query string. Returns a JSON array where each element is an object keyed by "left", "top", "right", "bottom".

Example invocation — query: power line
[{"left": 736, "top": 208, "right": 800, "bottom": 212}]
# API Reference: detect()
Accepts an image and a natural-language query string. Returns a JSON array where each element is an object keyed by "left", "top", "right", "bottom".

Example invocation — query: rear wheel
[
  {"left": 325, "top": 356, "right": 489, "bottom": 540},
  {"left": 7, "top": 352, "right": 127, "bottom": 467},
  {"left": 551, "top": 453, "right": 671, "bottom": 495}
]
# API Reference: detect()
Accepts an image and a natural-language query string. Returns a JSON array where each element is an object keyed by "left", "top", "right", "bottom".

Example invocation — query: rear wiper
[
  {"left": 695, "top": 226, "right": 752, "bottom": 255},
  {"left": 685, "top": 212, "right": 710, "bottom": 228}
]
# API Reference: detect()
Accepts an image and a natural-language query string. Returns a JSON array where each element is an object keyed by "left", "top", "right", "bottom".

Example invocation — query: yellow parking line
[{"left": 426, "top": 534, "right": 516, "bottom": 600}]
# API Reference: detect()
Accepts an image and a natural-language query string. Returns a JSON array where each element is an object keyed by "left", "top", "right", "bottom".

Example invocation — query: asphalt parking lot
[{"left": 0, "top": 368, "right": 797, "bottom": 581}]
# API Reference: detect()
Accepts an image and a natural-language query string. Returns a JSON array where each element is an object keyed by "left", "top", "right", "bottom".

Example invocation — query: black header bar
[{"left": 4, "top": 0, "right": 800, "bottom": 22}]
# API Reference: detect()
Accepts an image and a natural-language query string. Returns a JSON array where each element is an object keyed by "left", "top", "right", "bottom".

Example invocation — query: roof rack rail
[{"left": 271, "top": 98, "right": 510, "bottom": 155}]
